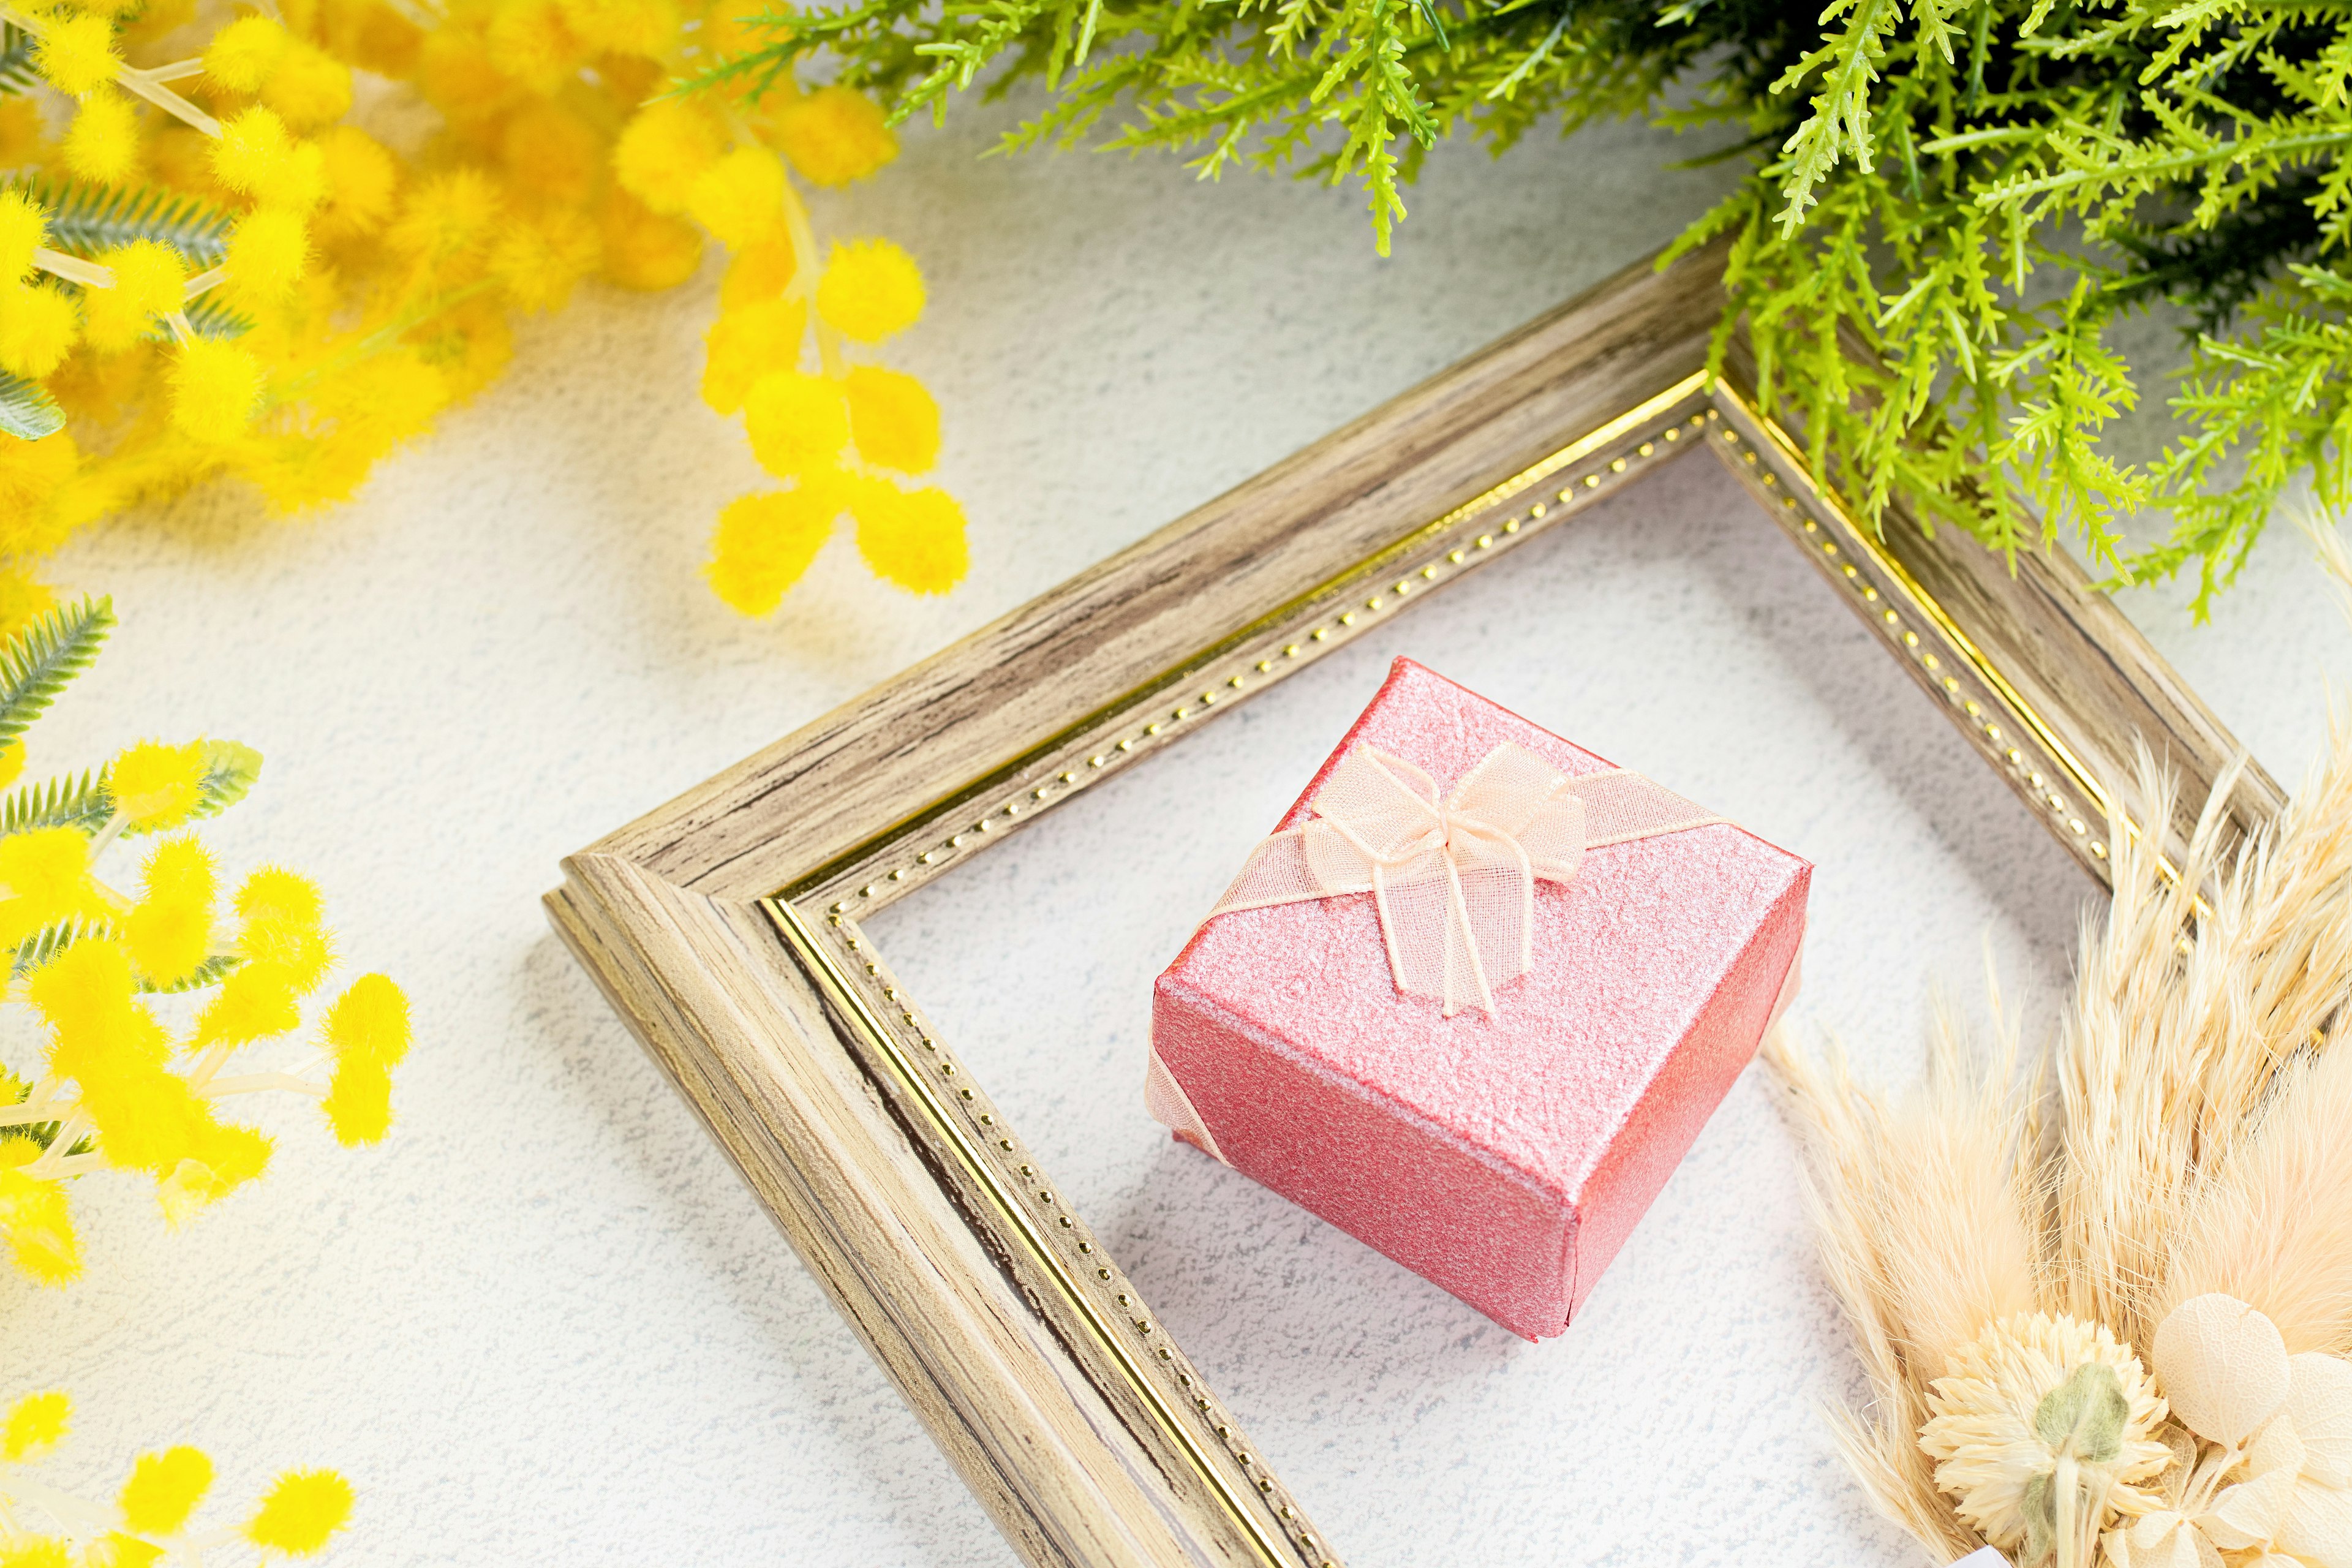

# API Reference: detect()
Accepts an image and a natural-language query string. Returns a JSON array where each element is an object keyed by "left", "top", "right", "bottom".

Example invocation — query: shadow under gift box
[{"left": 1151, "top": 658, "right": 1810, "bottom": 1341}]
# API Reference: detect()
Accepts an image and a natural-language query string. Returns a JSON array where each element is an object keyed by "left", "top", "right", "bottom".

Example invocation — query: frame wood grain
[{"left": 548, "top": 237, "right": 2282, "bottom": 1568}]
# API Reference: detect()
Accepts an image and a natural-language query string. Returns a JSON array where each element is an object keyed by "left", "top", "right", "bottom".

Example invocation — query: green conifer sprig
[{"left": 718, "top": 0, "right": 2352, "bottom": 611}]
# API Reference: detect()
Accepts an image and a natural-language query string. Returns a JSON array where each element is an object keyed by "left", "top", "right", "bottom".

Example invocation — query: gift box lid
[{"left": 1158, "top": 656, "right": 1810, "bottom": 1213}]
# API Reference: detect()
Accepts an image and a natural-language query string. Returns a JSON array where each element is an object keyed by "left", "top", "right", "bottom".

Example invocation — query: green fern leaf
[
  {"left": 140, "top": 952, "right": 242, "bottom": 994},
  {"left": 116, "top": 739, "right": 264, "bottom": 834},
  {"left": 7, "top": 177, "right": 235, "bottom": 265},
  {"left": 10, "top": 919, "right": 92, "bottom": 980},
  {"left": 0, "top": 598, "right": 111, "bottom": 751},
  {"left": 2, "top": 769, "right": 111, "bottom": 837},
  {"left": 0, "top": 23, "right": 37, "bottom": 94},
  {"left": 0, "top": 368, "right": 64, "bottom": 440},
  {"left": 176, "top": 293, "right": 255, "bottom": 342}
]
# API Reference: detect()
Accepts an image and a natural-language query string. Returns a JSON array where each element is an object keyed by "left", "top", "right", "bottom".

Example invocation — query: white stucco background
[{"left": 4, "top": 83, "right": 2348, "bottom": 1567}]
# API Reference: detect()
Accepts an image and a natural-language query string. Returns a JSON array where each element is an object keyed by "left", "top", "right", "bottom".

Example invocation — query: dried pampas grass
[{"left": 1773, "top": 528, "right": 2352, "bottom": 1565}]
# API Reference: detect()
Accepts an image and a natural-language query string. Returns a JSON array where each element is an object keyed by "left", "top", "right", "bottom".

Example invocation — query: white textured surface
[{"left": 2, "top": 87, "right": 2346, "bottom": 1568}]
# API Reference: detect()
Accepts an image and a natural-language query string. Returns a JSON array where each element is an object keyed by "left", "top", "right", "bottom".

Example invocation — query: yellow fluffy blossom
[
  {"left": 775, "top": 86, "right": 898, "bottom": 187},
  {"left": 86, "top": 1531, "right": 164, "bottom": 1568},
  {"left": 0, "top": 826, "right": 96, "bottom": 948},
  {"left": 321, "top": 973, "right": 409, "bottom": 1144},
  {"left": 612, "top": 99, "right": 726, "bottom": 215},
  {"left": 720, "top": 235, "right": 796, "bottom": 311},
  {"left": 0, "top": 579, "right": 59, "bottom": 646},
  {"left": 484, "top": 0, "right": 585, "bottom": 94},
  {"left": 233, "top": 865, "right": 332, "bottom": 995},
  {"left": 119, "top": 1446, "right": 213, "bottom": 1536},
  {"left": 387, "top": 168, "right": 499, "bottom": 264},
  {"left": 815, "top": 238, "right": 924, "bottom": 343},
  {"left": 0, "top": 192, "right": 42, "bottom": 284},
  {"left": 500, "top": 99, "right": 601, "bottom": 206},
  {"left": 243, "top": 1469, "right": 353, "bottom": 1554},
  {"left": 0, "top": 101, "right": 39, "bottom": 168},
  {"left": 238, "top": 866, "right": 324, "bottom": 932},
  {"left": 211, "top": 108, "right": 325, "bottom": 210},
  {"left": 5, "top": 1395, "right": 353, "bottom": 1566},
  {"left": 488, "top": 212, "right": 601, "bottom": 314},
  {"left": 61, "top": 91, "right": 138, "bottom": 185},
  {"left": 744, "top": 371, "right": 850, "bottom": 475},
  {"left": 0, "top": 0, "right": 960, "bottom": 620},
  {"left": 597, "top": 190, "right": 701, "bottom": 290},
  {"left": 225, "top": 209, "right": 312, "bottom": 307},
  {"left": 701, "top": 298, "right": 805, "bottom": 415},
  {"left": 706, "top": 488, "right": 837, "bottom": 615},
  {"left": 261, "top": 40, "right": 355, "bottom": 129},
  {"left": 686, "top": 145, "right": 786, "bottom": 249},
  {"left": 853, "top": 481, "right": 968, "bottom": 595},
  {"left": 323, "top": 972, "right": 410, "bottom": 1066},
  {"left": 560, "top": 0, "right": 679, "bottom": 56},
  {"left": 123, "top": 837, "right": 215, "bottom": 987},
  {"left": 82, "top": 243, "right": 186, "bottom": 354},
  {"left": 0, "top": 432, "right": 72, "bottom": 516},
  {"left": 195, "top": 962, "right": 300, "bottom": 1048},
  {"left": 0, "top": 285, "right": 80, "bottom": 380},
  {"left": 2, "top": 1392, "right": 67, "bottom": 1461},
  {"left": 167, "top": 340, "right": 265, "bottom": 443},
  {"left": 315, "top": 126, "right": 399, "bottom": 235},
  {"left": 844, "top": 365, "right": 940, "bottom": 474},
  {"left": 108, "top": 740, "right": 208, "bottom": 831},
  {"left": 32, "top": 15, "right": 119, "bottom": 98},
  {"left": 0, "top": 1154, "right": 77, "bottom": 1283},
  {"left": 203, "top": 14, "right": 288, "bottom": 90}
]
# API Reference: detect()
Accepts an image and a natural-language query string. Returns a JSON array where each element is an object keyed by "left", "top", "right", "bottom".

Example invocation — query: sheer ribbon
[
  {"left": 1145, "top": 741, "right": 1770, "bottom": 1164},
  {"left": 1212, "top": 743, "right": 1722, "bottom": 1019}
]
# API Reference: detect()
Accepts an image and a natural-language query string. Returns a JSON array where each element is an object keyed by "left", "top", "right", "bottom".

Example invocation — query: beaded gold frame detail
[{"left": 551, "top": 241, "right": 2278, "bottom": 1568}]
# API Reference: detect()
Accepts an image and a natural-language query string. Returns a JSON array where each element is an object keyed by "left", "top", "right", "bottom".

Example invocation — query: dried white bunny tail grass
[
  {"left": 2052, "top": 755, "right": 2209, "bottom": 1346},
  {"left": 2160, "top": 1041, "right": 2352, "bottom": 1355},
  {"left": 1765, "top": 1017, "right": 2038, "bottom": 1561},
  {"left": 2060, "top": 709, "right": 2352, "bottom": 1351}
]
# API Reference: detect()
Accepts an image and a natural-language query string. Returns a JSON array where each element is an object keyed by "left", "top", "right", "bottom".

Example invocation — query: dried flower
[
  {"left": 1774, "top": 532, "right": 2352, "bottom": 1567},
  {"left": 2100, "top": 1295, "right": 2352, "bottom": 1568},
  {"left": 1921, "top": 1313, "right": 2171, "bottom": 1566}
]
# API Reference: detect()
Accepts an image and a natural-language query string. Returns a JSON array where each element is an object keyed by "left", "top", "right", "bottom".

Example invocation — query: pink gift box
[{"left": 1149, "top": 658, "right": 1809, "bottom": 1340}]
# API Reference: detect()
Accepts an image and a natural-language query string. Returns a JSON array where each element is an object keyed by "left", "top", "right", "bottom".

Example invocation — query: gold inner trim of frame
[
  {"left": 1711, "top": 383, "right": 2190, "bottom": 890},
  {"left": 752, "top": 367, "right": 2187, "bottom": 1568},
  {"left": 784, "top": 370, "right": 1715, "bottom": 908},
  {"left": 1722, "top": 386, "right": 2116, "bottom": 823},
  {"left": 766, "top": 896, "right": 1305, "bottom": 1568}
]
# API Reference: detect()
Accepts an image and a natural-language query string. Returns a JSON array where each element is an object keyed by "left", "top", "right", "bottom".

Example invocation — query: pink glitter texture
[{"left": 1152, "top": 658, "right": 1809, "bottom": 1340}]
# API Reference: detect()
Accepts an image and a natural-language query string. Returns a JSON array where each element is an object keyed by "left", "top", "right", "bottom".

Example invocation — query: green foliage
[
  {"left": 9, "top": 178, "right": 236, "bottom": 266},
  {"left": 726, "top": 0, "right": 2352, "bottom": 611},
  {"left": 0, "top": 368, "right": 65, "bottom": 442},
  {"left": 118, "top": 740, "right": 265, "bottom": 834},
  {"left": 0, "top": 23, "right": 37, "bottom": 96},
  {"left": 177, "top": 294, "right": 257, "bottom": 343},
  {"left": 4, "top": 769, "right": 113, "bottom": 838},
  {"left": 697, "top": 0, "right": 1828, "bottom": 255},
  {"left": 0, "top": 598, "right": 112, "bottom": 751}
]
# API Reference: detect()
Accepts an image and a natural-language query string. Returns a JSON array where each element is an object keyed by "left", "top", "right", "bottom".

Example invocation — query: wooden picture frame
[{"left": 546, "top": 238, "right": 2283, "bottom": 1568}]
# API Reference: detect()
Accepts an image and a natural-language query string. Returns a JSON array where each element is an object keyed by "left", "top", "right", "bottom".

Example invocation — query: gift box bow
[{"left": 1208, "top": 742, "right": 1724, "bottom": 1019}]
